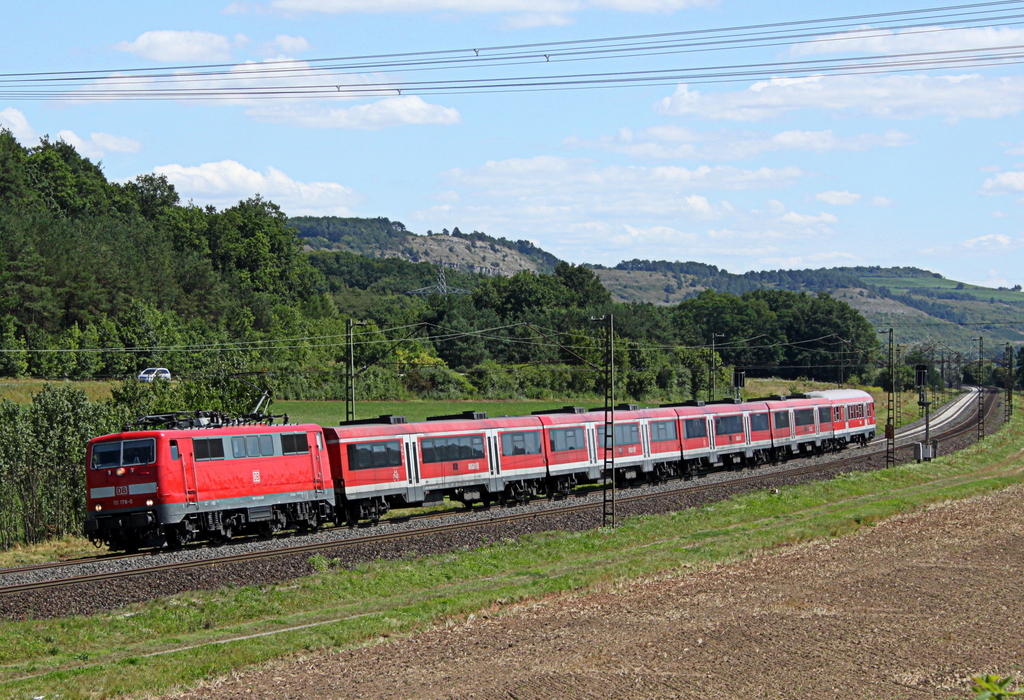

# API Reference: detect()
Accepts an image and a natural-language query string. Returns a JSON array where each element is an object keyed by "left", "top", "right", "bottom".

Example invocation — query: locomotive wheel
[{"left": 211, "top": 527, "right": 232, "bottom": 546}]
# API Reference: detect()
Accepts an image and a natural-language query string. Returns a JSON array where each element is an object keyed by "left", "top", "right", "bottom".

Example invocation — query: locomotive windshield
[{"left": 91, "top": 438, "right": 156, "bottom": 469}]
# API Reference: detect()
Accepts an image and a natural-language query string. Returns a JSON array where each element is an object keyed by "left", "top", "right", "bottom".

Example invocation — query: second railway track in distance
[{"left": 0, "top": 388, "right": 1002, "bottom": 619}]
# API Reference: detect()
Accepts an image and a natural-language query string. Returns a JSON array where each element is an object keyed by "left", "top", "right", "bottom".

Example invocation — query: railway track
[{"left": 0, "top": 388, "right": 1002, "bottom": 615}]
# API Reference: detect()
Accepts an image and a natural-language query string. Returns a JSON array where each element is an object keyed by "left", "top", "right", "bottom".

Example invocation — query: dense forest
[{"left": 23, "top": 130, "right": 1016, "bottom": 409}]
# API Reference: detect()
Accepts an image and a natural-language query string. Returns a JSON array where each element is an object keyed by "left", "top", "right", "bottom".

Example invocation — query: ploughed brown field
[{"left": 161, "top": 484, "right": 1024, "bottom": 699}]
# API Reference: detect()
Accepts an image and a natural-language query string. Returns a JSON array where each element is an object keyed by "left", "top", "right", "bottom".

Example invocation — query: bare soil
[{"left": 161, "top": 486, "right": 1024, "bottom": 700}]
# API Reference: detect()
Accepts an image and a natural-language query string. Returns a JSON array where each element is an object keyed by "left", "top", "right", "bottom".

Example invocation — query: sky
[{"left": 3, "top": 0, "right": 1024, "bottom": 288}]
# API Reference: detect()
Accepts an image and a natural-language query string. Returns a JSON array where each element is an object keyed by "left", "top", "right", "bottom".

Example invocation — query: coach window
[
  {"left": 750, "top": 413, "right": 769, "bottom": 432},
  {"left": 834, "top": 406, "right": 844, "bottom": 422},
  {"left": 598, "top": 424, "right": 640, "bottom": 447},
  {"left": 714, "top": 415, "right": 744, "bottom": 436},
  {"left": 501, "top": 431, "right": 542, "bottom": 456},
  {"left": 773, "top": 412, "right": 790, "bottom": 430},
  {"left": 421, "top": 435, "right": 485, "bottom": 463},
  {"left": 549, "top": 428, "right": 585, "bottom": 452},
  {"left": 348, "top": 440, "right": 403, "bottom": 470},
  {"left": 650, "top": 420, "right": 677, "bottom": 442},
  {"left": 818, "top": 407, "right": 832, "bottom": 425},
  {"left": 794, "top": 409, "right": 815, "bottom": 427},
  {"left": 683, "top": 418, "right": 707, "bottom": 439}
]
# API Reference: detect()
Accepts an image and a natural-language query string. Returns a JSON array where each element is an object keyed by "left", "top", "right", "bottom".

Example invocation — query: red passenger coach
[{"left": 85, "top": 421, "right": 333, "bottom": 550}]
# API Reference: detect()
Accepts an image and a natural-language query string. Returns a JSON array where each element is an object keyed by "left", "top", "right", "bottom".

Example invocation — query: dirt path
[{"left": 162, "top": 486, "right": 1024, "bottom": 700}]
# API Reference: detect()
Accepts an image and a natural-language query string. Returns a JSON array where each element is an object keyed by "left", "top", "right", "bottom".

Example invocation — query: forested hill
[
  {"left": 289, "top": 216, "right": 560, "bottom": 275},
  {"left": 1, "top": 131, "right": 904, "bottom": 399},
  {"left": 594, "top": 260, "right": 1024, "bottom": 348},
  {"left": 287, "top": 213, "right": 1024, "bottom": 349}
]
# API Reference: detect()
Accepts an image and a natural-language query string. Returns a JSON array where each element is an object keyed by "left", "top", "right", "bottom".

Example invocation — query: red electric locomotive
[{"left": 85, "top": 417, "right": 333, "bottom": 550}]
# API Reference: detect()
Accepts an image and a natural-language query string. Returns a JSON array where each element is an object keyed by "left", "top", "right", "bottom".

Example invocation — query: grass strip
[{"left": 2, "top": 410, "right": 1021, "bottom": 699}]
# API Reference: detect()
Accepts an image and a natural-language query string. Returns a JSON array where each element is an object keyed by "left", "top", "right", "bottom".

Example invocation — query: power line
[{"left": 3, "top": 0, "right": 1024, "bottom": 101}]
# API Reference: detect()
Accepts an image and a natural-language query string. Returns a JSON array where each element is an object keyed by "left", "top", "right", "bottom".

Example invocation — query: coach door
[{"left": 178, "top": 439, "right": 199, "bottom": 507}]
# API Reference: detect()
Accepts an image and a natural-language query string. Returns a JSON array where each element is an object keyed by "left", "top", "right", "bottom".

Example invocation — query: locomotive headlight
[
  {"left": 94, "top": 504, "right": 102, "bottom": 511},
  {"left": 145, "top": 499, "right": 154, "bottom": 506},
  {"left": 115, "top": 467, "right": 126, "bottom": 476}
]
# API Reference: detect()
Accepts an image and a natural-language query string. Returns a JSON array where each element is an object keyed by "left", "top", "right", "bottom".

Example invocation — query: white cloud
[
  {"left": 815, "top": 190, "right": 860, "bottom": 206},
  {"left": 1006, "top": 141, "right": 1024, "bottom": 156},
  {"left": 0, "top": 108, "right": 37, "bottom": 142},
  {"left": 444, "top": 156, "right": 803, "bottom": 198},
  {"left": 115, "top": 30, "right": 235, "bottom": 62},
  {"left": 982, "top": 171, "right": 1024, "bottom": 194},
  {"left": 617, "top": 224, "right": 698, "bottom": 245},
  {"left": 267, "top": 0, "right": 712, "bottom": 13},
  {"left": 760, "top": 251, "right": 859, "bottom": 268},
  {"left": 963, "top": 233, "right": 1014, "bottom": 250},
  {"left": 0, "top": 111, "right": 140, "bottom": 158},
  {"left": 871, "top": 196, "right": 893, "bottom": 207},
  {"left": 503, "top": 13, "right": 574, "bottom": 28},
  {"left": 153, "top": 159, "right": 362, "bottom": 215},
  {"left": 67, "top": 57, "right": 459, "bottom": 130},
  {"left": 568, "top": 126, "right": 912, "bottom": 160},
  {"left": 781, "top": 210, "right": 837, "bottom": 225},
  {"left": 658, "top": 74, "right": 1024, "bottom": 122},
  {"left": 55, "top": 130, "right": 142, "bottom": 159},
  {"left": 271, "top": 34, "right": 310, "bottom": 53},
  {"left": 789, "top": 26, "right": 1024, "bottom": 57},
  {"left": 249, "top": 95, "right": 461, "bottom": 129}
]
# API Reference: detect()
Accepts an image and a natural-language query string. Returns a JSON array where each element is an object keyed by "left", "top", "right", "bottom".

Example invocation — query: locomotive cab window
[
  {"left": 501, "top": 431, "right": 542, "bottom": 456},
  {"left": 281, "top": 433, "right": 309, "bottom": 455},
  {"left": 170, "top": 440, "right": 179, "bottom": 461},
  {"left": 194, "top": 437, "right": 225, "bottom": 460},
  {"left": 348, "top": 440, "right": 403, "bottom": 470},
  {"left": 91, "top": 438, "right": 156, "bottom": 469}
]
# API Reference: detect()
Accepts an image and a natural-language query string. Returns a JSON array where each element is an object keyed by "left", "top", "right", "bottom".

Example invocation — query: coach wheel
[{"left": 345, "top": 505, "right": 360, "bottom": 529}]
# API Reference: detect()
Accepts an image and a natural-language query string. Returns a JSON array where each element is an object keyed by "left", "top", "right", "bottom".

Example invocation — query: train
[{"left": 84, "top": 389, "right": 875, "bottom": 550}]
